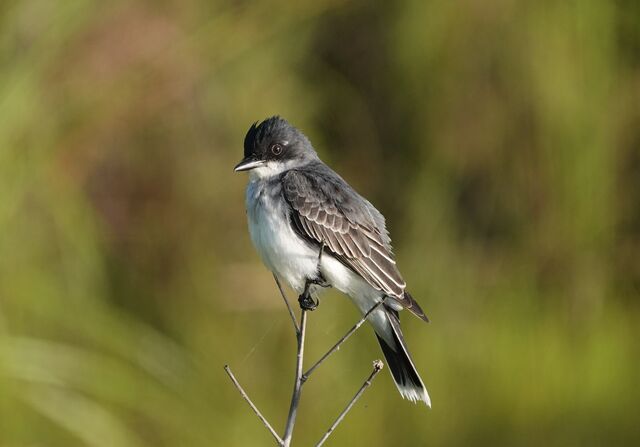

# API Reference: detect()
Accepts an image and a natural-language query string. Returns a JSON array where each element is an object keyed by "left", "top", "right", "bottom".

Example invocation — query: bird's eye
[{"left": 270, "top": 143, "right": 283, "bottom": 156}]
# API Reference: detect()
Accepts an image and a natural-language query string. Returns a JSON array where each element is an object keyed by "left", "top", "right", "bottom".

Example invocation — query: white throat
[{"left": 249, "top": 159, "right": 304, "bottom": 181}]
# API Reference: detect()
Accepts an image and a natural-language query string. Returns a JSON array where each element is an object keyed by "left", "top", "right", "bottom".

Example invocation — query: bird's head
[{"left": 234, "top": 116, "right": 318, "bottom": 178}]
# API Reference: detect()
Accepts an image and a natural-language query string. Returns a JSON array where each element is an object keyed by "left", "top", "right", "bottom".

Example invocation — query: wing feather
[
  {"left": 370, "top": 243, "right": 397, "bottom": 264},
  {"left": 316, "top": 209, "right": 328, "bottom": 226},
  {"left": 308, "top": 205, "right": 320, "bottom": 221},
  {"left": 282, "top": 168, "right": 413, "bottom": 305},
  {"left": 339, "top": 233, "right": 359, "bottom": 258},
  {"left": 349, "top": 228, "right": 371, "bottom": 257}
]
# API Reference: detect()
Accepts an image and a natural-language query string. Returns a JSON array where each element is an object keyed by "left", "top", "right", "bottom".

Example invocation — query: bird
[{"left": 234, "top": 116, "right": 430, "bottom": 406}]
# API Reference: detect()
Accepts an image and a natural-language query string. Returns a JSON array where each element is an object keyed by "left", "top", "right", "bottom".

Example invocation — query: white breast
[{"left": 246, "top": 179, "right": 319, "bottom": 293}]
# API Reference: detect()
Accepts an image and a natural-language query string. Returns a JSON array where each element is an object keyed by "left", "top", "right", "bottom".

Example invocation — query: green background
[{"left": 1, "top": 0, "right": 639, "bottom": 446}]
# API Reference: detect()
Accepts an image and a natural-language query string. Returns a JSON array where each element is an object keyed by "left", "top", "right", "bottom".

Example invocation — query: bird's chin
[
  {"left": 248, "top": 163, "right": 281, "bottom": 180},
  {"left": 248, "top": 160, "right": 301, "bottom": 180}
]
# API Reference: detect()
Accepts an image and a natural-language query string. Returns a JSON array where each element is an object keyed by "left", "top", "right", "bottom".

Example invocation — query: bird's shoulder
[{"left": 281, "top": 162, "right": 387, "bottom": 237}]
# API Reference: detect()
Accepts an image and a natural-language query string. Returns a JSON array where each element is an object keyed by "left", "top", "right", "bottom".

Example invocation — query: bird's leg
[
  {"left": 313, "top": 241, "right": 330, "bottom": 288},
  {"left": 298, "top": 242, "right": 330, "bottom": 311}
]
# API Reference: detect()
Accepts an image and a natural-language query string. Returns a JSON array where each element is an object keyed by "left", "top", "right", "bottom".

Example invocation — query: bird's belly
[
  {"left": 320, "top": 256, "right": 382, "bottom": 310},
  {"left": 247, "top": 198, "right": 318, "bottom": 293}
]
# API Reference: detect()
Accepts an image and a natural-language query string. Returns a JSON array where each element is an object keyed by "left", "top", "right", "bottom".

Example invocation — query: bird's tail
[{"left": 373, "top": 307, "right": 431, "bottom": 407}]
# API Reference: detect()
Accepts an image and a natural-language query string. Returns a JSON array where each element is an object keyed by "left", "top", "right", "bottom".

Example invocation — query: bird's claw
[{"left": 298, "top": 293, "right": 319, "bottom": 311}]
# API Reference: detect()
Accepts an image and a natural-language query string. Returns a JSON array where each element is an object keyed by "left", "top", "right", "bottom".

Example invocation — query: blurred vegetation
[{"left": 1, "top": 0, "right": 639, "bottom": 446}]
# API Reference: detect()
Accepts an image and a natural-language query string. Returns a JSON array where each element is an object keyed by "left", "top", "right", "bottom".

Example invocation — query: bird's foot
[
  {"left": 298, "top": 293, "right": 319, "bottom": 311},
  {"left": 297, "top": 274, "right": 329, "bottom": 311}
]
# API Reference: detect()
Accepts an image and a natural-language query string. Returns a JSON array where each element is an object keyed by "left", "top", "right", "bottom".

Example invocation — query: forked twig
[
  {"left": 302, "top": 298, "right": 386, "bottom": 382},
  {"left": 225, "top": 271, "right": 384, "bottom": 446},
  {"left": 315, "top": 360, "right": 385, "bottom": 447},
  {"left": 224, "top": 365, "right": 284, "bottom": 446},
  {"left": 282, "top": 309, "right": 307, "bottom": 447}
]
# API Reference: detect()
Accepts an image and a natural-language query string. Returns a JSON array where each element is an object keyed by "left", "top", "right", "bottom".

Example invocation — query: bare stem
[
  {"left": 224, "top": 365, "right": 284, "bottom": 446},
  {"left": 273, "top": 274, "right": 299, "bottom": 334},
  {"left": 230, "top": 266, "right": 384, "bottom": 446},
  {"left": 315, "top": 360, "right": 384, "bottom": 447},
  {"left": 302, "top": 298, "right": 385, "bottom": 382},
  {"left": 282, "top": 309, "right": 307, "bottom": 447}
]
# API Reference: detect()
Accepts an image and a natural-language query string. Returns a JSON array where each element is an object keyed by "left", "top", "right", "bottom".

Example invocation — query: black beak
[{"left": 234, "top": 157, "right": 265, "bottom": 172}]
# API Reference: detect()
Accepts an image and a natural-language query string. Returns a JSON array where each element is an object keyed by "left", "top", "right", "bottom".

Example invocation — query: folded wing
[{"left": 282, "top": 167, "right": 427, "bottom": 321}]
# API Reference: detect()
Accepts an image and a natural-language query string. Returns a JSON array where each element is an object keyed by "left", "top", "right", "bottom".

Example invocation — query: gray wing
[{"left": 282, "top": 167, "right": 427, "bottom": 320}]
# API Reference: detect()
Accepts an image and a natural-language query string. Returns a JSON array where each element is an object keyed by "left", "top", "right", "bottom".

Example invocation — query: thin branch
[
  {"left": 302, "top": 298, "right": 385, "bottom": 382},
  {"left": 315, "top": 360, "right": 385, "bottom": 447},
  {"left": 273, "top": 274, "right": 299, "bottom": 334},
  {"left": 282, "top": 310, "right": 307, "bottom": 447},
  {"left": 229, "top": 256, "right": 385, "bottom": 446},
  {"left": 224, "top": 365, "right": 284, "bottom": 446}
]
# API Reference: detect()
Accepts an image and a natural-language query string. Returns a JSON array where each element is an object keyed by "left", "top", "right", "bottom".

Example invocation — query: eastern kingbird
[{"left": 234, "top": 116, "right": 430, "bottom": 406}]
